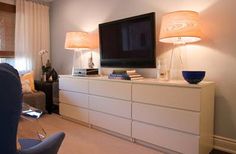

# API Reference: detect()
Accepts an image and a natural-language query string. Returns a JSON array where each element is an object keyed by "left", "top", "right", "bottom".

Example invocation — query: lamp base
[{"left": 159, "top": 69, "right": 170, "bottom": 81}]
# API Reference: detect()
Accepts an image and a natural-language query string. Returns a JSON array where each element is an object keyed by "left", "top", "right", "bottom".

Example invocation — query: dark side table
[{"left": 34, "top": 80, "right": 59, "bottom": 114}]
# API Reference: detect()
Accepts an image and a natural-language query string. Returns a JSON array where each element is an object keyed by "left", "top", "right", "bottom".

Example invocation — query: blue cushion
[
  {"left": 19, "top": 132, "right": 65, "bottom": 154},
  {"left": 18, "top": 139, "right": 42, "bottom": 150},
  {"left": 0, "top": 63, "right": 22, "bottom": 154}
]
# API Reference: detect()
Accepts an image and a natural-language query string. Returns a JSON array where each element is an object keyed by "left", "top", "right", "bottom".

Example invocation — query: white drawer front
[
  {"left": 89, "top": 80, "right": 131, "bottom": 100},
  {"left": 59, "top": 77, "right": 88, "bottom": 93},
  {"left": 59, "top": 90, "right": 89, "bottom": 108},
  {"left": 89, "top": 95, "right": 131, "bottom": 119},
  {"left": 132, "top": 121, "right": 199, "bottom": 154},
  {"left": 89, "top": 111, "right": 131, "bottom": 136},
  {"left": 133, "top": 103, "right": 200, "bottom": 134},
  {"left": 132, "top": 84, "right": 201, "bottom": 111},
  {"left": 60, "top": 103, "right": 88, "bottom": 123}
]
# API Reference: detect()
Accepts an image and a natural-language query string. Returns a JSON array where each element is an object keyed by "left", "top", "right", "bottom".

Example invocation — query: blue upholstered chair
[
  {"left": 0, "top": 63, "right": 22, "bottom": 154},
  {"left": 19, "top": 132, "right": 65, "bottom": 154},
  {"left": 0, "top": 63, "right": 65, "bottom": 154}
]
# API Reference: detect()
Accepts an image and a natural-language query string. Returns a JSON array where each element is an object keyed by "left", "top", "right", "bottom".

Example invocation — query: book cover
[{"left": 112, "top": 69, "right": 136, "bottom": 74}]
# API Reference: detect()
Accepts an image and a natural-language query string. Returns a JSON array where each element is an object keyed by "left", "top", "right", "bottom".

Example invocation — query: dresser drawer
[
  {"left": 59, "top": 77, "right": 88, "bottom": 93},
  {"left": 89, "top": 111, "right": 131, "bottom": 136},
  {"left": 89, "top": 95, "right": 131, "bottom": 118},
  {"left": 132, "top": 84, "right": 201, "bottom": 111},
  {"left": 133, "top": 103, "right": 200, "bottom": 134},
  {"left": 89, "top": 80, "right": 131, "bottom": 100},
  {"left": 60, "top": 103, "right": 89, "bottom": 123},
  {"left": 132, "top": 121, "right": 199, "bottom": 154},
  {"left": 59, "top": 90, "right": 89, "bottom": 108}
]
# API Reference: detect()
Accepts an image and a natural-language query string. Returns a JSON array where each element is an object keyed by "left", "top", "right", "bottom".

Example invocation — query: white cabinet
[
  {"left": 59, "top": 75, "right": 215, "bottom": 154},
  {"left": 132, "top": 82, "right": 214, "bottom": 154},
  {"left": 59, "top": 77, "right": 88, "bottom": 93},
  {"left": 89, "top": 95, "right": 131, "bottom": 118},
  {"left": 132, "top": 102, "right": 200, "bottom": 134},
  {"left": 59, "top": 76, "right": 89, "bottom": 123},
  {"left": 89, "top": 80, "right": 131, "bottom": 100},
  {"left": 132, "top": 121, "right": 199, "bottom": 154},
  {"left": 88, "top": 79, "right": 132, "bottom": 136},
  {"left": 89, "top": 111, "right": 131, "bottom": 136},
  {"left": 132, "top": 83, "right": 201, "bottom": 111},
  {"left": 59, "top": 76, "right": 132, "bottom": 137},
  {"left": 60, "top": 90, "right": 88, "bottom": 108},
  {"left": 59, "top": 103, "right": 89, "bottom": 123}
]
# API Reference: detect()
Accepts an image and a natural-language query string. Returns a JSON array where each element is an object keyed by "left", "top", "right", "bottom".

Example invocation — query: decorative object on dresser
[
  {"left": 59, "top": 75, "right": 215, "bottom": 154},
  {"left": 108, "top": 69, "right": 143, "bottom": 80},
  {"left": 41, "top": 58, "right": 59, "bottom": 82},
  {"left": 73, "top": 68, "right": 98, "bottom": 76},
  {"left": 64, "top": 32, "right": 98, "bottom": 76},
  {"left": 182, "top": 71, "right": 206, "bottom": 84},
  {"left": 159, "top": 10, "right": 202, "bottom": 80}
]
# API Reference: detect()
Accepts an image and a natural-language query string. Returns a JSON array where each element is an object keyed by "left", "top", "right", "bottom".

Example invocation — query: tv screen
[{"left": 99, "top": 12, "right": 156, "bottom": 68}]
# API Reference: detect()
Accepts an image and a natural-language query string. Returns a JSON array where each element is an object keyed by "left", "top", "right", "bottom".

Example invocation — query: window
[
  {"left": 0, "top": 57, "right": 15, "bottom": 66},
  {"left": 0, "top": 2, "right": 15, "bottom": 59}
]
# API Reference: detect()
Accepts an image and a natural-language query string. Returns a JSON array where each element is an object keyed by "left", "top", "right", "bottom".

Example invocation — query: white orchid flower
[{"left": 39, "top": 49, "right": 48, "bottom": 55}]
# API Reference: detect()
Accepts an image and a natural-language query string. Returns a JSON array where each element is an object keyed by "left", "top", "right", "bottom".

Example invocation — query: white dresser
[{"left": 59, "top": 75, "right": 215, "bottom": 154}]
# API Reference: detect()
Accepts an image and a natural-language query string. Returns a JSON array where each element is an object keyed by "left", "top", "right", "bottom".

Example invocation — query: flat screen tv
[{"left": 99, "top": 12, "right": 156, "bottom": 68}]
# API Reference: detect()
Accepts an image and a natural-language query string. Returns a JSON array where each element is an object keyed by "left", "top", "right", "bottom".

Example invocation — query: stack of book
[{"left": 108, "top": 70, "right": 143, "bottom": 80}]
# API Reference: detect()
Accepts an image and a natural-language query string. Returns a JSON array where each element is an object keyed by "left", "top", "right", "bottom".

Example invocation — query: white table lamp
[
  {"left": 65, "top": 32, "right": 90, "bottom": 75},
  {"left": 159, "top": 10, "right": 202, "bottom": 80}
]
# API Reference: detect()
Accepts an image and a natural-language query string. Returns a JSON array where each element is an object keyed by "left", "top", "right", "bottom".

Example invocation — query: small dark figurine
[
  {"left": 51, "top": 69, "right": 58, "bottom": 81},
  {"left": 42, "top": 59, "right": 58, "bottom": 82},
  {"left": 46, "top": 68, "right": 58, "bottom": 82}
]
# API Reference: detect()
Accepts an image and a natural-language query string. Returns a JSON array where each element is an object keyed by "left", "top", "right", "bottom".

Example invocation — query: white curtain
[{"left": 15, "top": 0, "right": 50, "bottom": 79}]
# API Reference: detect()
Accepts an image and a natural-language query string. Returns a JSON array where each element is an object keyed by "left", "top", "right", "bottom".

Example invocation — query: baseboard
[{"left": 214, "top": 135, "right": 236, "bottom": 154}]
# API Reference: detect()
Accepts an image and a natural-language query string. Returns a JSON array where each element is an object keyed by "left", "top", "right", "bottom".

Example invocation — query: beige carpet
[{"left": 36, "top": 114, "right": 163, "bottom": 154}]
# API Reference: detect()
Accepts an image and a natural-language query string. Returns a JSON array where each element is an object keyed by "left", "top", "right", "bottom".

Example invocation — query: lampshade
[
  {"left": 65, "top": 32, "right": 90, "bottom": 50},
  {"left": 88, "top": 32, "right": 99, "bottom": 49},
  {"left": 159, "top": 10, "right": 202, "bottom": 44}
]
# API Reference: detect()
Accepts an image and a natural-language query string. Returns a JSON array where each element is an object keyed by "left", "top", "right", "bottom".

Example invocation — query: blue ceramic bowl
[{"left": 182, "top": 71, "right": 206, "bottom": 84}]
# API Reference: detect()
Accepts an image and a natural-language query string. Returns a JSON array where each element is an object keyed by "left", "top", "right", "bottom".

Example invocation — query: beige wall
[{"left": 50, "top": 0, "right": 236, "bottom": 140}]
